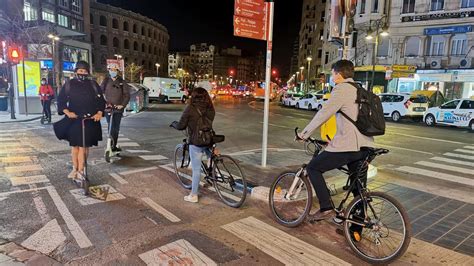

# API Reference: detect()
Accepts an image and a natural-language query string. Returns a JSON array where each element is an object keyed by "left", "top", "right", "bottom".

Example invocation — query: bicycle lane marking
[
  {"left": 222, "top": 216, "right": 350, "bottom": 265},
  {"left": 141, "top": 197, "right": 181, "bottom": 223}
]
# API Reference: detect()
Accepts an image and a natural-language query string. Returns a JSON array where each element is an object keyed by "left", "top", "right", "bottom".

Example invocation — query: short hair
[{"left": 331, "top": 60, "right": 354, "bottom": 79}]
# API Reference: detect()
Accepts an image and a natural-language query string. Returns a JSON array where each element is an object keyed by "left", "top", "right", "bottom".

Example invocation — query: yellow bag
[{"left": 320, "top": 93, "right": 336, "bottom": 141}]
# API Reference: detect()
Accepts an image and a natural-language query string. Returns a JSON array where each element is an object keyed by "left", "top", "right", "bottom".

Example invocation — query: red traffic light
[{"left": 8, "top": 46, "right": 22, "bottom": 64}]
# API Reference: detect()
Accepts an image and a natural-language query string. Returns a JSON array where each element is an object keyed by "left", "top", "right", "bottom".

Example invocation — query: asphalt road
[{"left": 0, "top": 97, "right": 473, "bottom": 264}]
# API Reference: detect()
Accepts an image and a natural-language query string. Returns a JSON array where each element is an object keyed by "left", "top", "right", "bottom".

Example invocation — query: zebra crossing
[{"left": 396, "top": 145, "right": 474, "bottom": 187}]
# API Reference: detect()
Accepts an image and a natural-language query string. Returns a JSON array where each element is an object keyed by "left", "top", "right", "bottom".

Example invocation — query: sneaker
[
  {"left": 308, "top": 209, "right": 335, "bottom": 223},
  {"left": 67, "top": 169, "right": 77, "bottom": 179},
  {"left": 184, "top": 194, "right": 198, "bottom": 203},
  {"left": 112, "top": 146, "right": 122, "bottom": 152}
]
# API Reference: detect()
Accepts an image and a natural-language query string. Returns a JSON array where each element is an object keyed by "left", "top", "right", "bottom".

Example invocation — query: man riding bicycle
[
  {"left": 101, "top": 66, "right": 130, "bottom": 152},
  {"left": 298, "top": 60, "right": 374, "bottom": 221}
]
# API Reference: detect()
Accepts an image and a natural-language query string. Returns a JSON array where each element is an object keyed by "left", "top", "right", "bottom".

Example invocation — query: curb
[
  {"left": 0, "top": 116, "right": 42, "bottom": 124},
  {"left": 249, "top": 165, "right": 378, "bottom": 201}
]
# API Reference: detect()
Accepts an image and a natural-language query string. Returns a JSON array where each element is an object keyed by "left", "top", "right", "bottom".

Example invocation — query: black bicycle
[
  {"left": 268, "top": 128, "right": 411, "bottom": 264},
  {"left": 173, "top": 135, "right": 247, "bottom": 208}
]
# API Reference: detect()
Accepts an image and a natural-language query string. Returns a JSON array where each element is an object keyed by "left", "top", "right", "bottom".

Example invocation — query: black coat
[
  {"left": 174, "top": 100, "right": 215, "bottom": 146},
  {"left": 56, "top": 78, "right": 106, "bottom": 147}
]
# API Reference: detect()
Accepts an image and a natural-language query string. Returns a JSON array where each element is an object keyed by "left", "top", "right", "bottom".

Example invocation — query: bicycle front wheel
[
  {"left": 212, "top": 155, "right": 247, "bottom": 208},
  {"left": 269, "top": 171, "right": 312, "bottom": 228},
  {"left": 173, "top": 144, "right": 192, "bottom": 189},
  {"left": 343, "top": 191, "right": 411, "bottom": 264}
]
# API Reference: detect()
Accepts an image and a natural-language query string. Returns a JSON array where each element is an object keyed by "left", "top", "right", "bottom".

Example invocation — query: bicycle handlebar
[
  {"left": 295, "top": 127, "right": 328, "bottom": 156},
  {"left": 294, "top": 127, "right": 328, "bottom": 146}
]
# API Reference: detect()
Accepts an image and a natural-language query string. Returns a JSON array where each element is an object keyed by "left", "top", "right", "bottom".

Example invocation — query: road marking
[
  {"left": 396, "top": 166, "right": 474, "bottom": 186},
  {"left": 3, "top": 164, "right": 43, "bottom": 173},
  {"left": 119, "top": 166, "right": 158, "bottom": 176},
  {"left": 455, "top": 149, "right": 474, "bottom": 155},
  {"left": 377, "top": 144, "right": 434, "bottom": 155},
  {"left": 139, "top": 239, "right": 216, "bottom": 265},
  {"left": 444, "top": 152, "right": 474, "bottom": 161},
  {"left": 110, "top": 173, "right": 128, "bottom": 184},
  {"left": 0, "top": 186, "right": 48, "bottom": 197},
  {"left": 119, "top": 142, "right": 140, "bottom": 147},
  {"left": 139, "top": 155, "right": 168, "bottom": 161},
  {"left": 0, "top": 148, "right": 34, "bottom": 155},
  {"left": 46, "top": 186, "right": 93, "bottom": 248},
  {"left": 141, "top": 197, "right": 181, "bottom": 223},
  {"left": 389, "top": 132, "right": 467, "bottom": 145},
  {"left": 0, "top": 156, "right": 35, "bottom": 163},
  {"left": 10, "top": 175, "right": 49, "bottom": 186},
  {"left": 463, "top": 146, "right": 474, "bottom": 150},
  {"left": 414, "top": 161, "right": 473, "bottom": 175},
  {"left": 117, "top": 138, "right": 131, "bottom": 141},
  {"left": 126, "top": 149, "right": 151, "bottom": 153},
  {"left": 0, "top": 138, "right": 16, "bottom": 142},
  {"left": 21, "top": 219, "right": 66, "bottom": 255},
  {"left": 431, "top": 157, "right": 474, "bottom": 167},
  {"left": 222, "top": 216, "right": 350, "bottom": 265},
  {"left": 32, "top": 189, "right": 51, "bottom": 223},
  {"left": 70, "top": 184, "right": 125, "bottom": 206}
]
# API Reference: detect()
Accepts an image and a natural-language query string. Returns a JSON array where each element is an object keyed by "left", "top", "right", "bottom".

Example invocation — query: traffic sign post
[
  {"left": 261, "top": 1, "right": 273, "bottom": 168},
  {"left": 233, "top": 16, "right": 266, "bottom": 40}
]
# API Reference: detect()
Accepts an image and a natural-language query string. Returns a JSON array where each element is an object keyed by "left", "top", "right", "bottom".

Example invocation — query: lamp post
[
  {"left": 299, "top": 66, "right": 305, "bottom": 91},
  {"left": 48, "top": 34, "right": 60, "bottom": 91},
  {"left": 306, "top": 56, "right": 312, "bottom": 92},
  {"left": 155, "top": 63, "right": 160, "bottom": 77},
  {"left": 365, "top": 19, "right": 389, "bottom": 92}
]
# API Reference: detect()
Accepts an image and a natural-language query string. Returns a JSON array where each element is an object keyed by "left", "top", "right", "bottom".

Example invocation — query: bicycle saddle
[
  {"left": 212, "top": 135, "right": 225, "bottom": 144},
  {"left": 363, "top": 147, "right": 389, "bottom": 155}
]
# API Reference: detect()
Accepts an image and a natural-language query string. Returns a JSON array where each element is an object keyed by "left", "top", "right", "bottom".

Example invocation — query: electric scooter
[{"left": 104, "top": 106, "right": 121, "bottom": 163}]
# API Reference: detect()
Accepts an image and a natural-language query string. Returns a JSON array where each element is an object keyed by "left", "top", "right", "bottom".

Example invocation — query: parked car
[
  {"left": 282, "top": 93, "right": 303, "bottom": 107},
  {"left": 295, "top": 93, "right": 324, "bottom": 110},
  {"left": 424, "top": 98, "right": 474, "bottom": 132},
  {"left": 379, "top": 93, "right": 429, "bottom": 122}
]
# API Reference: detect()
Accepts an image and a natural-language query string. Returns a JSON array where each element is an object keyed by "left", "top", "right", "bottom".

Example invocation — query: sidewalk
[
  {"left": 0, "top": 242, "right": 60, "bottom": 266},
  {"left": 0, "top": 112, "right": 42, "bottom": 124}
]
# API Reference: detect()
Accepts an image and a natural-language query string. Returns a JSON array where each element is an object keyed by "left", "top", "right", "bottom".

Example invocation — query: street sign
[
  {"left": 387, "top": 65, "right": 417, "bottom": 72},
  {"left": 233, "top": 15, "right": 266, "bottom": 40},
  {"left": 234, "top": 0, "right": 266, "bottom": 20}
]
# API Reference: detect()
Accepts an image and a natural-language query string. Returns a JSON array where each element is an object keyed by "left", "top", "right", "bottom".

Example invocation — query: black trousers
[
  {"left": 306, "top": 150, "right": 369, "bottom": 211},
  {"left": 105, "top": 112, "right": 123, "bottom": 148},
  {"left": 41, "top": 100, "right": 51, "bottom": 119}
]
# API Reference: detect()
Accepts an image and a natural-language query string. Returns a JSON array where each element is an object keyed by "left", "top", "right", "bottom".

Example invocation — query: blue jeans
[{"left": 189, "top": 145, "right": 211, "bottom": 195}]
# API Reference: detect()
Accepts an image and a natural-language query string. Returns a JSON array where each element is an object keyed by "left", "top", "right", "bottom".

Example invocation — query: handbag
[{"left": 53, "top": 116, "right": 74, "bottom": 140}]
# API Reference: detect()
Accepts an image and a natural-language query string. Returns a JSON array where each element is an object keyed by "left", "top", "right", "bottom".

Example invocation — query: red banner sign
[
  {"left": 234, "top": 0, "right": 267, "bottom": 41},
  {"left": 234, "top": 0, "right": 266, "bottom": 20}
]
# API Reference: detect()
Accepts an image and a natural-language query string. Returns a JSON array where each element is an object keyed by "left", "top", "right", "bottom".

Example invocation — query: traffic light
[{"left": 8, "top": 46, "right": 22, "bottom": 64}]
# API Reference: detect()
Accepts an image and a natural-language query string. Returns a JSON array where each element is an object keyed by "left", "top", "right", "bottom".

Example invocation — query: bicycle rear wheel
[
  {"left": 173, "top": 144, "right": 192, "bottom": 189},
  {"left": 212, "top": 155, "right": 247, "bottom": 208},
  {"left": 269, "top": 171, "right": 312, "bottom": 228},
  {"left": 343, "top": 191, "right": 411, "bottom": 264}
]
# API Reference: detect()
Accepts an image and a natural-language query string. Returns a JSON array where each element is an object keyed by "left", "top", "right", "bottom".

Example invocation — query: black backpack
[
  {"left": 191, "top": 105, "right": 215, "bottom": 147},
  {"left": 339, "top": 82, "right": 385, "bottom": 137}
]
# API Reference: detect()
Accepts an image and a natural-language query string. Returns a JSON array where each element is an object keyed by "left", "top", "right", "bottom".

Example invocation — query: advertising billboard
[{"left": 17, "top": 61, "right": 41, "bottom": 97}]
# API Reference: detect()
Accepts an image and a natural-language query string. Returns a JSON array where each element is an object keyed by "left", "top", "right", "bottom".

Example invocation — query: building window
[
  {"left": 100, "top": 35, "right": 107, "bottom": 46},
  {"left": 372, "top": 0, "right": 379, "bottom": 12},
  {"left": 402, "top": 0, "right": 415, "bottom": 14},
  {"left": 377, "top": 38, "right": 390, "bottom": 57},
  {"left": 320, "top": 29, "right": 324, "bottom": 40},
  {"left": 123, "top": 21, "right": 129, "bottom": 31},
  {"left": 90, "top": 14, "right": 93, "bottom": 24},
  {"left": 430, "top": 0, "right": 444, "bottom": 11},
  {"left": 112, "top": 18, "right": 119, "bottom": 29},
  {"left": 59, "top": 0, "right": 68, "bottom": 8},
  {"left": 113, "top": 37, "right": 119, "bottom": 48},
  {"left": 99, "top": 16, "right": 107, "bottom": 27},
  {"left": 23, "top": 1, "right": 38, "bottom": 21},
  {"left": 133, "top": 24, "right": 138, "bottom": 33},
  {"left": 404, "top": 37, "right": 420, "bottom": 57},
  {"left": 149, "top": 46, "right": 152, "bottom": 54},
  {"left": 71, "top": 0, "right": 82, "bottom": 13},
  {"left": 359, "top": 0, "right": 366, "bottom": 14},
  {"left": 90, "top": 34, "right": 94, "bottom": 44},
  {"left": 320, "top": 11, "right": 325, "bottom": 22},
  {"left": 461, "top": 0, "right": 474, "bottom": 7},
  {"left": 42, "top": 8, "right": 55, "bottom": 23},
  {"left": 451, "top": 34, "right": 468, "bottom": 55},
  {"left": 308, "top": 38, "right": 312, "bottom": 45},
  {"left": 318, "top": 49, "right": 322, "bottom": 59},
  {"left": 134, "top": 41, "right": 138, "bottom": 51},
  {"left": 124, "top": 39, "right": 130, "bottom": 49},
  {"left": 142, "top": 43, "right": 146, "bottom": 53},
  {"left": 428, "top": 36, "right": 445, "bottom": 56},
  {"left": 148, "top": 28, "right": 152, "bottom": 38},
  {"left": 71, "top": 19, "right": 83, "bottom": 31},
  {"left": 58, "top": 14, "right": 69, "bottom": 27},
  {"left": 142, "top": 26, "right": 146, "bottom": 36}
]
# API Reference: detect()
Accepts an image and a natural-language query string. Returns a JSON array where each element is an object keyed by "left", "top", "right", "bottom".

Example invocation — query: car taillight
[{"left": 404, "top": 100, "right": 412, "bottom": 109}]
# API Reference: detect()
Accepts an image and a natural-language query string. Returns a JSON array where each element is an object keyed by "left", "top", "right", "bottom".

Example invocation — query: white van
[{"left": 143, "top": 77, "right": 185, "bottom": 103}]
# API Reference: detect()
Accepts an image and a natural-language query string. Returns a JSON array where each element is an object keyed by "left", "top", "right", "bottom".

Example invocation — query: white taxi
[
  {"left": 424, "top": 98, "right": 474, "bottom": 132},
  {"left": 295, "top": 93, "right": 325, "bottom": 111}
]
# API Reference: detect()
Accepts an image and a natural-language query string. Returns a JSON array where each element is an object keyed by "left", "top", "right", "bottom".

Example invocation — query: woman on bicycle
[
  {"left": 56, "top": 61, "right": 106, "bottom": 182},
  {"left": 171, "top": 87, "right": 215, "bottom": 203}
]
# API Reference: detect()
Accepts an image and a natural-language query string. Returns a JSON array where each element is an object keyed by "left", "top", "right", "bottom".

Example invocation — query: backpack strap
[{"left": 337, "top": 81, "right": 360, "bottom": 126}]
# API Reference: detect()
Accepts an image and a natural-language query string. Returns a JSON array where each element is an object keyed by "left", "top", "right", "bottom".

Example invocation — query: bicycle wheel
[
  {"left": 173, "top": 143, "right": 192, "bottom": 189},
  {"left": 269, "top": 171, "right": 312, "bottom": 228},
  {"left": 343, "top": 191, "right": 411, "bottom": 264},
  {"left": 212, "top": 155, "right": 247, "bottom": 208}
]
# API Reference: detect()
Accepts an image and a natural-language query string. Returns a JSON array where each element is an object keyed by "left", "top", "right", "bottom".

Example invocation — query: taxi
[{"left": 424, "top": 98, "right": 474, "bottom": 132}]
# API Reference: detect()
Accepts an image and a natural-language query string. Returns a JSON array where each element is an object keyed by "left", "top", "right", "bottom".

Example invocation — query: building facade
[{"left": 90, "top": 0, "right": 169, "bottom": 76}]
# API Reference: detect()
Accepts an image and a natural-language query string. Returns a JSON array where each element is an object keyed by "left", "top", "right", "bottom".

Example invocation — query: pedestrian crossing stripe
[
  {"left": 463, "top": 146, "right": 474, "bottom": 150},
  {"left": 0, "top": 156, "right": 36, "bottom": 163},
  {"left": 139, "top": 155, "right": 168, "bottom": 161},
  {"left": 444, "top": 152, "right": 474, "bottom": 161},
  {"left": 10, "top": 175, "right": 49, "bottom": 186},
  {"left": 431, "top": 157, "right": 474, "bottom": 167},
  {"left": 119, "top": 142, "right": 140, "bottom": 147},
  {"left": 139, "top": 239, "right": 216, "bottom": 265},
  {"left": 222, "top": 216, "right": 350, "bottom": 265},
  {"left": 3, "top": 164, "right": 43, "bottom": 173},
  {"left": 414, "top": 161, "right": 473, "bottom": 175},
  {"left": 454, "top": 149, "right": 474, "bottom": 155},
  {"left": 397, "top": 166, "right": 474, "bottom": 186}
]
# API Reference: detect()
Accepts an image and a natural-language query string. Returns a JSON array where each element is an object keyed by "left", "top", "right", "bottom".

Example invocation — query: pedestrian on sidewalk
[
  {"left": 171, "top": 87, "right": 215, "bottom": 203},
  {"left": 101, "top": 66, "right": 130, "bottom": 152},
  {"left": 39, "top": 78, "right": 54, "bottom": 123},
  {"left": 55, "top": 61, "right": 106, "bottom": 181}
]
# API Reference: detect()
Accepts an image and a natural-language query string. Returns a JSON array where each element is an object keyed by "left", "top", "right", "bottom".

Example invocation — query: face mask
[
  {"left": 329, "top": 76, "right": 336, "bottom": 88},
  {"left": 41, "top": 81, "right": 46, "bottom": 85},
  {"left": 109, "top": 71, "right": 118, "bottom": 78},
  {"left": 76, "top": 74, "right": 89, "bottom": 81}
]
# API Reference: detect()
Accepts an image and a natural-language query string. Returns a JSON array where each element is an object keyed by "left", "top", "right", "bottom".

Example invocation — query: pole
[
  {"left": 307, "top": 60, "right": 311, "bottom": 92},
  {"left": 370, "top": 26, "right": 379, "bottom": 92},
  {"left": 21, "top": 48, "right": 28, "bottom": 116},
  {"left": 262, "top": 0, "right": 274, "bottom": 168},
  {"left": 51, "top": 39, "right": 55, "bottom": 90}
]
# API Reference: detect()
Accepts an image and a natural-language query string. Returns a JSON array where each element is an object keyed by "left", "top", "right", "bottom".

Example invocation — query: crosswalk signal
[{"left": 8, "top": 46, "right": 22, "bottom": 64}]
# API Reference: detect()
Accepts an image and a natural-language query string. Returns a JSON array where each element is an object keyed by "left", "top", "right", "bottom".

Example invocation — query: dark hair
[
  {"left": 331, "top": 60, "right": 354, "bottom": 79},
  {"left": 190, "top": 87, "right": 212, "bottom": 106},
  {"left": 41, "top": 78, "right": 47, "bottom": 82},
  {"left": 75, "top": 61, "right": 90, "bottom": 73}
]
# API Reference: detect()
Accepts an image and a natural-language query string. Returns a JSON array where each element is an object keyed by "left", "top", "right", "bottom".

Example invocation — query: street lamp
[
  {"left": 365, "top": 19, "right": 389, "bottom": 91},
  {"left": 306, "top": 56, "right": 312, "bottom": 92},
  {"left": 48, "top": 34, "right": 60, "bottom": 91},
  {"left": 155, "top": 63, "right": 160, "bottom": 76}
]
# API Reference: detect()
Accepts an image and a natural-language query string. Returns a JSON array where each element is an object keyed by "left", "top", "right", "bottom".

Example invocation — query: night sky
[{"left": 97, "top": 0, "right": 303, "bottom": 78}]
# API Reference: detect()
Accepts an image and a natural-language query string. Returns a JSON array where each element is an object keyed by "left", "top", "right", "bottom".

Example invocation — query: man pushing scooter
[{"left": 101, "top": 66, "right": 130, "bottom": 156}]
